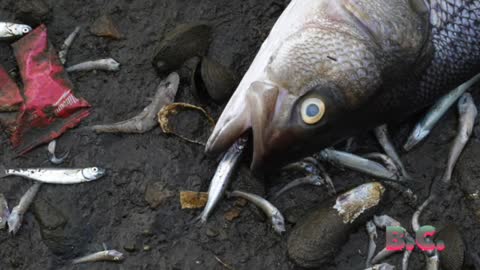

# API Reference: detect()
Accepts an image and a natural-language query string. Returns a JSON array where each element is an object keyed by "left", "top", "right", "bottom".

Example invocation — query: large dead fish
[{"left": 205, "top": 0, "right": 480, "bottom": 171}]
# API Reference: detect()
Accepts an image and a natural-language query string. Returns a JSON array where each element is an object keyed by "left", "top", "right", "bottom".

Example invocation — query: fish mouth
[{"left": 205, "top": 81, "right": 291, "bottom": 171}]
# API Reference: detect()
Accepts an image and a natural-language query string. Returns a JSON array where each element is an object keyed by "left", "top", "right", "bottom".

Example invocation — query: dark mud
[{"left": 0, "top": 1, "right": 479, "bottom": 269}]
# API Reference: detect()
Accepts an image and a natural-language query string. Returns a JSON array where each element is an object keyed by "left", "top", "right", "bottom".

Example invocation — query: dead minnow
[
  {"left": 7, "top": 182, "right": 41, "bottom": 235},
  {"left": 58, "top": 26, "right": 81, "bottom": 65},
  {"left": 91, "top": 72, "right": 179, "bottom": 134},
  {"left": 72, "top": 249, "right": 125, "bottom": 264},
  {"left": 404, "top": 74, "right": 480, "bottom": 151},
  {"left": 366, "top": 220, "right": 377, "bottom": 268},
  {"left": 47, "top": 140, "right": 69, "bottom": 165},
  {"left": 273, "top": 175, "right": 324, "bottom": 199},
  {"left": 0, "top": 193, "right": 9, "bottom": 229},
  {"left": 229, "top": 190, "right": 286, "bottom": 234},
  {"left": 205, "top": 0, "right": 480, "bottom": 172},
  {"left": 198, "top": 136, "right": 247, "bottom": 223},
  {"left": 66, "top": 58, "right": 120, "bottom": 72},
  {"left": 441, "top": 93, "right": 477, "bottom": 184},
  {"left": 373, "top": 215, "right": 401, "bottom": 229},
  {"left": 0, "top": 22, "right": 31, "bottom": 39},
  {"left": 0, "top": 166, "right": 106, "bottom": 184},
  {"left": 319, "top": 149, "right": 400, "bottom": 182},
  {"left": 365, "top": 263, "right": 396, "bottom": 270}
]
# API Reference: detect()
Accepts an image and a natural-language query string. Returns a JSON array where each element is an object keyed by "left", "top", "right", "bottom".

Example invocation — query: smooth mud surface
[{"left": 0, "top": 1, "right": 479, "bottom": 269}]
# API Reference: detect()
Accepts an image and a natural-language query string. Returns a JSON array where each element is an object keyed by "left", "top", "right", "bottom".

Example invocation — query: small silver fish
[
  {"left": 0, "top": 22, "right": 32, "bottom": 39},
  {"left": 0, "top": 166, "right": 106, "bottom": 184},
  {"left": 366, "top": 220, "right": 377, "bottom": 268},
  {"left": 425, "top": 251, "right": 440, "bottom": 270},
  {"left": 404, "top": 73, "right": 480, "bottom": 151},
  {"left": 198, "top": 136, "right": 247, "bottom": 223},
  {"left": 72, "top": 249, "right": 125, "bottom": 264},
  {"left": 442, "top": 93, "right": 477, "bottom": 184},
  {"left": 373, "top": 215, "right": 401, "bottom": 229},
  {"left": 0, "top": 193, "right": 9, "bottom": 229},
  {"left": 230, "top": 190, "right": 286, "bottom": 234},
  {"left": 66, "top": 58, "right": 120, "bottom": 72},
  {"left": 273, "top": 175, "right": 324, "bottom": 199},
  {"left": 365, "top": 263, "right": 396, "bottom": 270},
  {"left": 375, "top": 125, "right": 411, "bottom": 180},
  {"left": 58, "top": 26, "right": 81, "bottom": 65},
  {"left": 319, "top": 149, "right": 401, "bottom": 182},
  {"left": 8, "top": 182, "right": 41, "bottom": 235},
  {"left": 47, "top": 140, "right": 69, "bottom": 165},
  {"left": 91, "top": 73, "right": 179, "bottom": 134}
]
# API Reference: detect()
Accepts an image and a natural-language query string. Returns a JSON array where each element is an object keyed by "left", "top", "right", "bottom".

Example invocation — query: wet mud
[{"left": 0, "top": 0, "right": 479, "bottom": 269}]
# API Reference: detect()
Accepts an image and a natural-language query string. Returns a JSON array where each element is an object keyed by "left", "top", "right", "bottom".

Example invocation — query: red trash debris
[
  {"left": 11, "top": 24, "right": 91, "bottom": 155},
  {"left": 0, "top": 66, "right": 23, "bottom": 112}
]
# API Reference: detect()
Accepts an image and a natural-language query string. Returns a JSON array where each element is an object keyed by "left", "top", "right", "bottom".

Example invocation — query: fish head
[
  {"left": 8, "top": 23, "right": 32, "bottom": 36},
  {"left": 106, "top": 58, "right": 121, "bottom": 70},
  {"left": 272, "top": 211, "right": 286, "bottom": 234},
  {"left": 107, "top": 250, "right": 125, "bottom": 261},
  {"left": 82, "top": 167, "right": 106, "bottom": 180}
]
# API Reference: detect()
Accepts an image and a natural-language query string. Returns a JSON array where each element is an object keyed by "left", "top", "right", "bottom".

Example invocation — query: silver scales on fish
[{"left": 194, "top": 0, "right": 480, "bottom": 269}]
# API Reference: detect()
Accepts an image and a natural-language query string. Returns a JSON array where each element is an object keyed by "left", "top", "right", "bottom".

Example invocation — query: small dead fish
[
  {"left": 365, "top": 263, "right": 396, "bottom": 270},
  {"left": 374, "top": 125, "right": 411, "bottom": 180},
  {"left": 319, "top": 149, "right": 401, "bottom": 182},
  {"left": 7, "top": 182, "right": 41, "bottom": 235},
  {"left": 198, "top": 136, "right": 247, "bottom": 223},
  {"left": 66, "top": 58, "right": 120, "bottom": 72},
  {"left": 373, "top": 215, "right": 401, "bottom": 228},
  {"left": 404, "top": 73, "right": 480, "bottom": 151},
  {"left": 229, "top": 190, "right": 286, "bottom": 234},
  {"left": 0, "top": 193, "right": 9, "bottom": 229},
  {"left": 273, "top": 175, "right": 324, "bottom": 199},
  {"left": 0, "top": 166, "right": 106, "bottom": 184},
  {"left": 425, "top": 251, "right": 440, "bottom": 270},
  {"left": 366, "top": 220, "right": 377, "bottom": 268},
  {"left": 91, "top": 72, "right": 179, "bottom": 134},
  {"left": 442, "top": 93, "right": 477, "bottom": 184},
  {"left": 72, "top": 249, "right": 125, "bottom": 264},
  {"left": 47, "top": 140, "right": 69, "bottom": 165},
  {"left": 58, "top": 26, "right": 81, "bottom": 65},
  {"left": 0, "top": 22, "right": 31, "bottom": 39}
]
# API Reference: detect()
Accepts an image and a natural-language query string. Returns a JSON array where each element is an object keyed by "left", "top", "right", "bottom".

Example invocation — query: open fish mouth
[{"left": 205, "top": 81, "right": 295, "bottom": 171}]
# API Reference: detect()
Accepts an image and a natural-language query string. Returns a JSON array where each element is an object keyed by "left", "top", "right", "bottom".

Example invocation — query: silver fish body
[
  {"left": 66, "top": 58, "right": 120, "bottom": 72},
  {"left": 366, "top": 220, "right": 377, "bottom": 268},
  {"left": 199, "top": 136, "right": 247, "bottom": 223},
  {"left": 230, "top": 190, "right": 286, "bottom": 234},
  {"left": 365, "top": 263, "right": 396, "bottom": 270},
  {"left": 0, "top": 193, "right": 9, "bottom": 229},
  {"left": 7, "top": 182, "right": 41, "bottom": 235},
  {"left": 0, "top": 22, "right": 31, "bottom": 39},
  {"left": 72, "top": 249, "right": 125, "bottom": 264},
  {"left": 1, "top": 167, "right": 106, "bottom": 184}
]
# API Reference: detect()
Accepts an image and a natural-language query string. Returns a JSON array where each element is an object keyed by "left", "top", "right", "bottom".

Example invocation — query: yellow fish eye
[{"left": 301, "top": 98, "right": 325, "bottom": 125}]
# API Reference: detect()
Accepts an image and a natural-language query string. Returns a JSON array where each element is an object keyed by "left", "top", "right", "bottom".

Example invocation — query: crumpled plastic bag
[{"left": 10, "top": 24, "right": 91, "bottom": 155}]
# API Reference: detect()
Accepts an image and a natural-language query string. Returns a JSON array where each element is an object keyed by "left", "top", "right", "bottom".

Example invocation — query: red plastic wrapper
[
  {"left": 0, "top": 65, "right": 23, "bottom": 112},
  {"left": 11, "top": 25, "right": 91, "bottom": 155}
]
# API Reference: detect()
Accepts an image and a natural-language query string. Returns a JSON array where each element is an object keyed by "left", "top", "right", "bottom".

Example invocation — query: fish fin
[
  {"left": 0, "top": 165, "right": 7, "bottom": 178},
  {"left": 188, "top": 214, "right": 206, "bottom": 228}
]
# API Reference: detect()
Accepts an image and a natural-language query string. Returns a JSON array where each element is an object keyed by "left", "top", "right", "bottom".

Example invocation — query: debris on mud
[
  {"left": 180, "top": 191, "right": 208, "bottom": 209},
  {"left": 90, "top": 14, "right": 123, "bottom": 40}
]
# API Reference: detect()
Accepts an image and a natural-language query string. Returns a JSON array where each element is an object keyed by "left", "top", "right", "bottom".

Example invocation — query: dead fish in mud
[
  {"left": 0, "top": 22, "right": 31, "bottom": 39},
  {"left": 47, "top": 140, "right": 69, "bottom": 165},
  {"left": 0, "top": 166, "right": 105, "bottom": 184},
  {"left": 288, "top": 182, "right": 385, "bottom": 268},
  {"left": 198, "top": 136, "right": 247, "bottom": 223},
  {"left": 158, "top": 102, "right": 215, "bottom": 145},
  {"left": 366, "top": 220, "right": 377, "bottom": 268},
  {"left": 272, "top": 175, "right": 325, "bottom": 199},
  {"left": 365, "top": 263, "right": 396, "bottom": 270},
  {"left": 91, "top": 72, "right": 179, "bottom": 134},
  {"left": 228, "top": 190, "right": 286, "bottom": 234},
  {"left": 0, "top": 193, "right": 9, "bottom": 229},
  {"left": 66, "top": 58, "right": 120, "bottom": 72},
  {"left": 72, "top": 249, "right": 125, "bottom": 264},
  {"left": 441, "top": 93, "right": 477, "bottom": 184},
  {"left": 205, "top": 0, "right": 480, "bottom": 173},
  {"left": 58, "top": 26, "right": 81, "bottom": 65},
  {"left": 8, "top": 182, "right": 41, "bottom": 235},
  {"left": 318, "top": 149, "right": 401, "bottom": 182},
  {"left": 404, "top": 74, "right": 480, "bottom": 151}
]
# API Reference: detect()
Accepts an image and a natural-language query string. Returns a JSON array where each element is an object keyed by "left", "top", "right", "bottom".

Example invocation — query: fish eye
[
  {"left": 22, "top": 27, "right": 30, "bottom": 33},
  {"left": 93, "top": 167, "right": 98, "bottom": 172},
  {"left": 301, "top": 97, "right": 325, "bottom": 125}
]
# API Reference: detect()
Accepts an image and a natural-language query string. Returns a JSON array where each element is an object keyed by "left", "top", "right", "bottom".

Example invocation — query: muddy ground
[{"left": 0, "top": 0, "right": 479, "bottom": 269}]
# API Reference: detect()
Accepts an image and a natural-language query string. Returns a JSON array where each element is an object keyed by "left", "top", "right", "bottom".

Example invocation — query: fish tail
[{"left": 188, "top": 214, "right": 206, "bottom": 227}]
